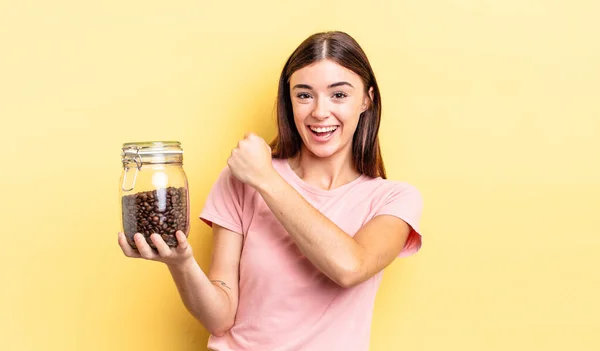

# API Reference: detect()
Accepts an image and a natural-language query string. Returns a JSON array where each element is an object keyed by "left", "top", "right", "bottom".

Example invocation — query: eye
[
  {"left": 296, "top": 92, "right": 312, "bottom": 100},
  {"left": 333, "top": 92, "right": 348, "bottom": 99}
]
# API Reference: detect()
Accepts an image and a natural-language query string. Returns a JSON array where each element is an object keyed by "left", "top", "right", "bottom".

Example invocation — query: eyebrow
[{"left": 292, "top": 82, "right": 354, "bottom": 90}]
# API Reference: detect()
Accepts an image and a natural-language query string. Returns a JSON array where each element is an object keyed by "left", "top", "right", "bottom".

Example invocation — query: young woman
[{"left": 119, "top": 31, "right": 423, "bottom": 351}]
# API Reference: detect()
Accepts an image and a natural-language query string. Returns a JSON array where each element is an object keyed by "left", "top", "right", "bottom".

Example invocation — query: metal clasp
[{"left": 121, "top": 147, "right": 143, "bottom": 191}]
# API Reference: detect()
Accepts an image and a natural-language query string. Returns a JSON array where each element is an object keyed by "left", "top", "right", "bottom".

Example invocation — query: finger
[
  {"left": 150, "top": 233, "right": 172, "bottom": 258},
  {"left": 175, "top": 230, "right": 189, "bottom": 253},
  {"left": 118, "top": 232, "right": 141, "bottom": 258},
  {"left": 245, "top": 132, "right": 257, "bottom": 139},
  {"left": 134, "top": 233, "right": 157, "bottom": 259}
]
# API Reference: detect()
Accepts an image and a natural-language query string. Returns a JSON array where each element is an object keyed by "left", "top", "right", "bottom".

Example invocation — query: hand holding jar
[{"left": 118, "top": 230, "right": 194, "bottom": 267}]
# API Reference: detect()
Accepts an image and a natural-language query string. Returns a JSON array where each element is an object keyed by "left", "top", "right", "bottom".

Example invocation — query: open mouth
[{"left": 308, "top": 125, "right": 339, "bottom": 139}]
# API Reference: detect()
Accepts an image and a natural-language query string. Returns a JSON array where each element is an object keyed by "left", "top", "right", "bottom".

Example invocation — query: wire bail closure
[{"left": 121, "top": 146, "right": 142, "bottom": 191}]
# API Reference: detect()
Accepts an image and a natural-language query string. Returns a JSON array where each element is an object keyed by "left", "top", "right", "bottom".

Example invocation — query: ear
[{"left": 361, "top": 87, "right": 374, "bottom": 112}]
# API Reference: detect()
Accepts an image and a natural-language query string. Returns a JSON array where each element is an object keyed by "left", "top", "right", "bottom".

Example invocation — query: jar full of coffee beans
[{"left": 120, "top": 141, "right": 190, "bottom": 250}]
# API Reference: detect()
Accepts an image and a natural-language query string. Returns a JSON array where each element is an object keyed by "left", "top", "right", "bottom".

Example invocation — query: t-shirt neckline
[{"left": 278, "top": 158, "right": 367, "bottom": 197}]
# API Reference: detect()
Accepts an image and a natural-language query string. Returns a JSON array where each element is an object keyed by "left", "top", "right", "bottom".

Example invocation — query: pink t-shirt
[{"left": 199, "top": 158, "right": 423, "bottom": 351}]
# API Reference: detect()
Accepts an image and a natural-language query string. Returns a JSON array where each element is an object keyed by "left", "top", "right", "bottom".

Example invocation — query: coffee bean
[{"left": 122, "top": 186, "right": 188, "bottom": 250}]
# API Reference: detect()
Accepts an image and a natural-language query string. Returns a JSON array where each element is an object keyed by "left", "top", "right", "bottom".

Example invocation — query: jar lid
[
  {"left": 121, "top": 141, "right": 184, "bottom": 166},
  {"left": 122, "top": 141, "right": 183, "bottom": 155}
]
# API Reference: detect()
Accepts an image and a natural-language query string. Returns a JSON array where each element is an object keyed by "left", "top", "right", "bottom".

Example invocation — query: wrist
[
  {"left": 167, "top": 256, "right": 196, "bottom": 273},
  {"left": 254, "top": 168, "right": 281, "bottom": 193}
]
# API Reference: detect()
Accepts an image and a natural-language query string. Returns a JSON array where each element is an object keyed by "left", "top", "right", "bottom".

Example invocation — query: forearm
[
  {"left": 256, "top": 175, "right": 365, "bottom": 287},
  {"left": 167, "top": 259, "right": 235, "bottom": 335}
]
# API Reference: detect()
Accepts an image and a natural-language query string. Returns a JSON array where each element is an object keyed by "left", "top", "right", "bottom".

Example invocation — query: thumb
[{"left": 175, "top": 230, "right": 189, "bottom": 252}]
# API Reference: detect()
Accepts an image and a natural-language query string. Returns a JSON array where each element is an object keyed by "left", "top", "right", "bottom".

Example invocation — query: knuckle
[
  {"left": 137, "top": 249, "right": 152, "bottom": 259},
  {"left": 137, "top": 248, "right": 151, "bottom": 258},
  {"left": 177, "top": 240, "right": 188, "bottom": 250},
  {"left": 158, "top": 249, "right": 172, "bottom": 258}
]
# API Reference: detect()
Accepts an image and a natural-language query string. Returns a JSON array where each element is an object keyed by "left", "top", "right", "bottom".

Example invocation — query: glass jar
[{"left": 119, "top": 141, "right": 190, "bottom": 250}]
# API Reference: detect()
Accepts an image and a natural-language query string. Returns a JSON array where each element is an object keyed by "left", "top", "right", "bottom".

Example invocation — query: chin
[
  {"left": 308, "top": 148, "right": 336, "bottom": 159},
  {"left": 303, "top": 142, "right": 347, "bottom": 159}
]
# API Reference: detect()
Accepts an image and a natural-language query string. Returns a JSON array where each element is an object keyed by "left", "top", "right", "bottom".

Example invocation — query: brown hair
[{"left": 270, "top": 31, "right": 386, "bottom": 178}]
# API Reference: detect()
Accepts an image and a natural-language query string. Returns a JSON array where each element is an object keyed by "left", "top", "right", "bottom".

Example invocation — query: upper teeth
[{"left": 310, "top": 126, "right": 338, "bottom": 133}]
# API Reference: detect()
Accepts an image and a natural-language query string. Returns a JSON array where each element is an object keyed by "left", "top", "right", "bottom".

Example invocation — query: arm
[
  {"left": 256, "top": 174, "right": 411, "bottom": 288},
  {"left": 226, "top": 133, "right": 412, "bottom": 288},
  {"left": 167, "top": 225, "right": 242, "bottom": 335},
  {"left": 118, "top": 225, "right": 242, "bottom": 336}
]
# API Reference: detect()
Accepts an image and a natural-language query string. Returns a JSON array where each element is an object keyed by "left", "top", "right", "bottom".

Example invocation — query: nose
[{"left": 311, "top": 97, "right": 331, "bottom": 120}]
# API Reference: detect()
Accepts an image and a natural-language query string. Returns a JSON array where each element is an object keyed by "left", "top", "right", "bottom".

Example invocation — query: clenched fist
[{"left": 227, "top": 133, "right": 277, "bottom": 189}]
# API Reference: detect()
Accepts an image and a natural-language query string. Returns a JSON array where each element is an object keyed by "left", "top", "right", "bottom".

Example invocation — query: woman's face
[{"left": 289, "top": 59, "right": 373, "bottom": 160}]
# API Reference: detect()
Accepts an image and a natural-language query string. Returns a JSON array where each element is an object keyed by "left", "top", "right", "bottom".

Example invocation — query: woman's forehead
[{"left": 290, "top": 60, "right": 363, "bottom": 88}]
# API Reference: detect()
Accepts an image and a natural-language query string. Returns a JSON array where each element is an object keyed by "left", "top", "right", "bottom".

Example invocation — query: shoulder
[
  {"left": 359, "top": 176, "right": 422, "bottom": 201},
  {"left": 361, "top": 177, "right": 424, "bottom": 237},
  {"left": 211, "top": 165, "right": 254, "bottom": 198},
  {"left": 213, "top": 165, "right": 238, "bottom": 186},
  {"left": 355, "top": 177, "right": 424, "bottom": 218}
]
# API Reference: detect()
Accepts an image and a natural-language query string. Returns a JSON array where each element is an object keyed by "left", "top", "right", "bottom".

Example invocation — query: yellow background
[{"left": 1, "top": 1, "right": 598, "bottom": 350}]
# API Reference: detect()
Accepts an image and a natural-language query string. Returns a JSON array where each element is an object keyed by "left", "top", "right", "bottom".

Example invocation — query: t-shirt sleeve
[
  {"left": 374, "top": 183, "right": 424, "bottom": 257},
  {"left": 199, "top": 167, "right": 245, "bottom": 235}
]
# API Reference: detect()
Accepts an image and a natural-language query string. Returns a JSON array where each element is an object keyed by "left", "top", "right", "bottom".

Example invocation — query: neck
[{"left": 288, "top": 146, "right": 361, "bottom": 191}]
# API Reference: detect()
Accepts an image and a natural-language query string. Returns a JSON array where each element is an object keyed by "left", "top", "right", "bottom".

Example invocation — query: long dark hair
[{"left": 270, "top": 31, "right": 386, "bottom": 178}]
